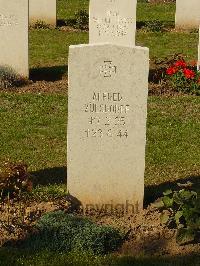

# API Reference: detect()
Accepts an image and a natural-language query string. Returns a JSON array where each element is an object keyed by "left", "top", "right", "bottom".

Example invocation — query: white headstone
[
  {"left": 176, "top": 0, "right": 200, "bottom": 29},
  {"left": 89, "top": 0, "right": 137, "bottom": 46},
  {"left": 29, "top": 0, "right": 57, "bottom": 27},
  {"left": 198, "top": 27, "right": 200, "bottom": 70},
  {"left": 0, "top": 0, "right": 28, "bottom": 77},
  {"left": 68, "top": 44, "right": 149, "bottom": 213}
]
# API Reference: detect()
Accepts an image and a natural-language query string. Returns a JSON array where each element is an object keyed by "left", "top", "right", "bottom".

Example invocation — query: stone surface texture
[
  {"left": 0, "top": 0, "right": 28, "bottom": 77},
  {"left": 29, "top": 0, "right": 57, "bottom": 26},
  {"left": 68, "top": 44, "right": 149, "bottom": 212},
  {"left": 89, "top": 0, "right": 137, "bottom": 46},
  {"left": 176, "top": 0, "right": 200, "bottom": 29}
]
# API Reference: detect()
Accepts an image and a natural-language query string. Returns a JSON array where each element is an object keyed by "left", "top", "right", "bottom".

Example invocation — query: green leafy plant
[
  {"left": 0, "top": 160, "right": 32, "bottom": 199},
  {"left": 23, "top": 211, "right": 124, "bottom": 254},
  {"left": 0, "top": 66, "right": 28, "bottom": 89},
  {"left": 153, "top": 184, "right": 200, "bottom": 245}
]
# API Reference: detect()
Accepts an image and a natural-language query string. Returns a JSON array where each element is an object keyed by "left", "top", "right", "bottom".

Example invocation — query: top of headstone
[{"left": 89, "top": 0, "right": 137, "bottom": 46}]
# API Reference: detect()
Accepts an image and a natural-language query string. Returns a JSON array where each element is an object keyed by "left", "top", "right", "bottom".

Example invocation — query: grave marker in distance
[
  {"left": 29, "top": 0, "right": 57, "bottom": 27},
  {"left": 176, "top": 0, "right": 200, "bottom": 29},
  {"left": 0, "top": 0, "right": 29, "bottom": 77},
  {"left": 89, "top": 0, "right": 137, "bottom": 45}
]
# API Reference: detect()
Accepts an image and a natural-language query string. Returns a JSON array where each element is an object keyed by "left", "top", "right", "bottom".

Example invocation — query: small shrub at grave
[
  {"left": 74, "top": 10, "right": 89, "bottom": 30},
  {"left": 65, "top": 10, "right": 89, "bottom": 30},
  {"left": 149, "top": 54, "right": 200, "bottom": 95},
  {"left": 150, "top": 54, "right": 184, "bottom": 84},
  {"left": 142, "top": 20, "right": 166, "bottom": 32},
  {"left": 153, "top": 183, "right": 200, "bottom": 245},
  {"left": 0, "top": 66, "right": 28, "bottom": 89},
  {"left": 23, "top": 211, "right": 124, "bottom": 254},
  {"left": 31, "top": 20, "right": 51, "bottom": 30},
  {"left": 0, "top": 160, "right": 32, "bottom": 199},
  {"left": 165, "top": 59, "right": 200, "bottom": 95}
]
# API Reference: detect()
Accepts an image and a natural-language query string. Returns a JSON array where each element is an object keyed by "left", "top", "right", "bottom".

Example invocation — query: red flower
[
  {"left": 174, "top": 60, "right": 187, "bottom": 68},
  {"left": 183, "top": 68, "right": 195, "bottom": 79},
  {"left": 166, "top": 66, "right": 178, "bottom": 75}
]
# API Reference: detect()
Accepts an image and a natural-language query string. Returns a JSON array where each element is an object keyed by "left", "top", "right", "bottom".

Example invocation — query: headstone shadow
[
  {"left": 144, "top": 175, "right": 200, "bottom": 207},
  {"left": 31, "top": 166, "right": 67, "bottom": 186},
  {"left": 30, "top": 65, "right": 68, "bottom": 82}
]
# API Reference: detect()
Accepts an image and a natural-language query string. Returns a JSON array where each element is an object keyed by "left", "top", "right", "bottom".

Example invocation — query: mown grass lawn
[
  {"left": 0, "top": 94, "right": 199, "bottom": 188},
  {"left": 0, "top": 248, "right": 200, "bottom": 266}
]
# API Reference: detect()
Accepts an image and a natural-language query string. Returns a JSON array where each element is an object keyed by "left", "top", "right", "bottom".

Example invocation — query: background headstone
[
  {"left": 68, "top": 44, "right": 149, "bottom": 213},
  {"left": 0, "top": 0, "right": 28, "bottom": 77},
  {"left": 89, "top": 0, "right": 137, "bottom": 45},
  {"left": 29, "top": 0, "right": 57, "bottom": 27},
  {"left": 176, "top": 0, "right": 200, "bottom": 29},
  {"left": 198, "top": 27, "right": 200, "bottom": 70}
]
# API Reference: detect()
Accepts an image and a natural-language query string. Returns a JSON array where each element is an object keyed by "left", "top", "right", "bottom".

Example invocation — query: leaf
[
  {"left": 175, "top": 211, "right": 183, "bottom": 226},
  {"left": 163, "top": 196, "right": 173, "bottom": 208},
  {"left": 163, "top": 189, "right": 173, "bottom": 196},
  {"left": 173, "top": 192, "right": 183, "bottom": 205},
  {"left": 160, "top": 212, "right": 170, "bottom": 224},
  {"left": 176, "top": 228, "right": 195, "bottom": 245},
  {"left": 151, "top": 199, "right": 164, "bottom": 209},
  {"left": 179, "top": 189, "right": 197, "bottom": 201}
]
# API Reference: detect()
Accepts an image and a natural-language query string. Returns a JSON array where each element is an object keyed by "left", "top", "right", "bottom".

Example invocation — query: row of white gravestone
[
  {"left": 175, "top": 0, "right": 200, "bottom": 29},
  {"left": 0, "top": 0, "right": 56, "bottom": 78},
  {"left": 1, "top": 0, "right": 200, "bottom": 79},
  {"left": 67, "top": 0, "right": 148, "bottom": 213}
]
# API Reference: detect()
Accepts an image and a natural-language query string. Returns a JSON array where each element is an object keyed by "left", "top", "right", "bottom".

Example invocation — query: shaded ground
[{"left": 0, "top": 198, "right": 199, "bottom": 258}]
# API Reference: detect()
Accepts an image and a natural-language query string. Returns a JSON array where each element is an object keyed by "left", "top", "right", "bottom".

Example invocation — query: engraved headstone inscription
[
  {"left": 29, "top": 0, "right": 57, "bottom": 27},
  {"left": 89, "top": 0, "right": 137, "bottom": 45},
  {"left": 0, "top": 0, "right": 28, "bottom": 77},
  {"left": 176, "top": 0, "right": 200, "bottom": 29}
]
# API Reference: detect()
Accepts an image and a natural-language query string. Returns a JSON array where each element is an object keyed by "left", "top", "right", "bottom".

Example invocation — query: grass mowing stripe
[{"left": 0, "top": 93, "right": 199, "bottom": 186}]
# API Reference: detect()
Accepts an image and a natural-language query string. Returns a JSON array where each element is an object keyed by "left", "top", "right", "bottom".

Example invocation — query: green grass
[
  {"left": 0, "top": 94, "right": 199, "bottom": 189},
  {"left": 30, "top": 30, "right": 88, "bottom": 68},
  {"left": 0, "top": 248, "right": 200, "bottom": 266},
  {"left": 137, "top": 3, "right": 175, "bottom": 23},
  {"left": 0, "top": 93, "right": 67, "bottom": 171},
  {"left": 146, "top": 96, "right": 200, "bottom": 185},
  {"left": 58, "top": 0, "right": 89, "bottom": 21},
  {"left": 136, "top": 32, "right": 198, "bottom": 61}
]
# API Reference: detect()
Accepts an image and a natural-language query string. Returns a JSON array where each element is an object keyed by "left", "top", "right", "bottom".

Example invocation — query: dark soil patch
[
  {"left": 0, "top": 79, "right": 68, "bottom": 94},
  {"left": 0, "top": 79, "right": 182, "bottom": 96},
  {"left": 90, "top": 206, "right": 200, "bottom": 257}
]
